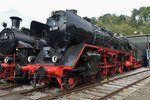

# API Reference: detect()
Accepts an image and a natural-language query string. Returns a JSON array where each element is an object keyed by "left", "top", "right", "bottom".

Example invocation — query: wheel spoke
[
  {"left": 68, "top": 78, "right": 74, "bottom": 86},
  {"left": 100, "top": 68, "right": 107, "bottom": 79},
  {"left": 110, "top": 68, "right": 117, "bottom": 76},
  {"left": 118, "top": 66, "right": 123, "bottom": 73}
]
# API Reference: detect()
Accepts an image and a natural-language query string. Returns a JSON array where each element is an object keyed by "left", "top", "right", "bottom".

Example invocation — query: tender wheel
[
  {"left": 118, "top": 66, "right": 123, "bottom": 73},
  {"left": 100, "top": 68, "right": 108, "bottom": 79},
  {"left": 64, "top": 73, "right": 77, "bottom": 90},
  {"left": 109, "top": 67, "right": 117, "bottom": 76}
]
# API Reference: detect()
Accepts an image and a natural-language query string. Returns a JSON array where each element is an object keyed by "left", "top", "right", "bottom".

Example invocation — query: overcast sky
[{"left": 0, "top": 0, "right": 150, "bottom": 23}]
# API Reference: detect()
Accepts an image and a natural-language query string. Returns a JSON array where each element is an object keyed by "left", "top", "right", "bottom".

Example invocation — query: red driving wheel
[{"left": 64, "top": 73, "right": 76, "bottom": 90}]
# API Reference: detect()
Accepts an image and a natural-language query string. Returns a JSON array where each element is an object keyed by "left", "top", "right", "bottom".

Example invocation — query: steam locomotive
[
  {"left": 0, "top": 10, "right": 141, "bottom": 89},
  {"left": 0, "top": 17, "right": 46, "bottom": 80}
]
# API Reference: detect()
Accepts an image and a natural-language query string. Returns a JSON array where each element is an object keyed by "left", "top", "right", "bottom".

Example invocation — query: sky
[{"left": 0, "top": 0, "right": 150, "bottom": 23}]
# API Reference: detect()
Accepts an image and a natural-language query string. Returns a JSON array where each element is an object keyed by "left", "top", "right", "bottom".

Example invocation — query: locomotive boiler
[
  {"left": 0, "top": 17, "right": 46, "bottom": 55},
  {"left": 44, "top": 9, "right": 131, "bottom": 52},
  {"left": 21, "top": 9, "right": 132, "bottom": 65},
  {"left": 15, "top": 9, "right": 142, "bottom": 90}
]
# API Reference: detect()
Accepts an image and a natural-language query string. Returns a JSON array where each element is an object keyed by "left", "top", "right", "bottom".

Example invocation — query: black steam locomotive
[
  {"left": 0, "top": 16, "right": 46, "bottom": 80},
  {"left": 0, "top": 10, "right": 140, "bottom": 89}
]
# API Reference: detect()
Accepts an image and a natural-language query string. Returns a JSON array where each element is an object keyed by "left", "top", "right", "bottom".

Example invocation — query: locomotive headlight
[
  {"left": 28, "top": 56, "right": 32, "bottom": 63},
  {"left": 28, "top": 56, "right": 35, "bottom": 63},
  {"left": 4, "top": 57, "right": 8, "bottom": 63},
  {"left": 52, "top": 56, "right": 58, "bottom": 63},
  {"left": 1, "top": 33, "right": 8, "bottom": 40},
  {"left": 4, "top": 57, "right": 13, "bottom": 64}
]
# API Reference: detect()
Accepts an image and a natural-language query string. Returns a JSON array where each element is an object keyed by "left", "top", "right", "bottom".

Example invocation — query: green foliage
[{"left": 90, "top": 6, "right": 150, "bottom": 36}]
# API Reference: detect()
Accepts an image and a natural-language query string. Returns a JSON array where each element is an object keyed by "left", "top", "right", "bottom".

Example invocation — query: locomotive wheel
[
  {"left": 125, "top": 66, "right": 131, "bottom": 71},
  {"left": 117, "top": 66, "right": 123, "bottom": 73},
  {"left": 100, "top": 68, "right": 108, "bottom": 79},
  {"left": 64, "top": 73, "right": 77, "bottom": 90},
  {"left": 90, "top": 75, "right": 97, "bottom": 82},
  {"left": 87, "top": 75, "right": 96, "bottom": 83},
  {"left": 109, "top": 67, "right": 117, "bottom": 76}
]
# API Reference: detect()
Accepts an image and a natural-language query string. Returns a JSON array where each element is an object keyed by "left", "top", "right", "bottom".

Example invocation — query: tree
[
  {"left": 91, "top": 17, "right": 97, "bottom": 25},
  {"left": 90, "top": 6, "right": 150, "bottom": 35}
]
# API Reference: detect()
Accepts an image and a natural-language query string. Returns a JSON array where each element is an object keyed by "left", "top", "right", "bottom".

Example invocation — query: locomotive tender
[{"left": 0, "top": 10, "right": 141, "bottom": 89}]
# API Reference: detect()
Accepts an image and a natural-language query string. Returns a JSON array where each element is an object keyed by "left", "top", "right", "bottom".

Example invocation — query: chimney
[{"left": 10, "top": 16, "right": 22, "bottom": 29}]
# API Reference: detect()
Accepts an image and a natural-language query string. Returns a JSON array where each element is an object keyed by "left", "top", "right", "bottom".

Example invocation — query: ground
[{"left": 123, "top": 81, "right": 150, "bottom": 100}]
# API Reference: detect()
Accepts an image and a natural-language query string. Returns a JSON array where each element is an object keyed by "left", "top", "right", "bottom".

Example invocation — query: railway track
[
  {"left": 0, "top": 83, "right": 19, "bottom": 90},
  {"left": 0, "top": 68, "right": 150, "bottom": 100},
  {"left": 38, "top": 68, "right": 150, "bottom": 100},
  {"left": 0, "top": 84, "right": 47, "bottom": 100},
  {"left": 0, "top": 80, "right": 47, "bottom": 100}
]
